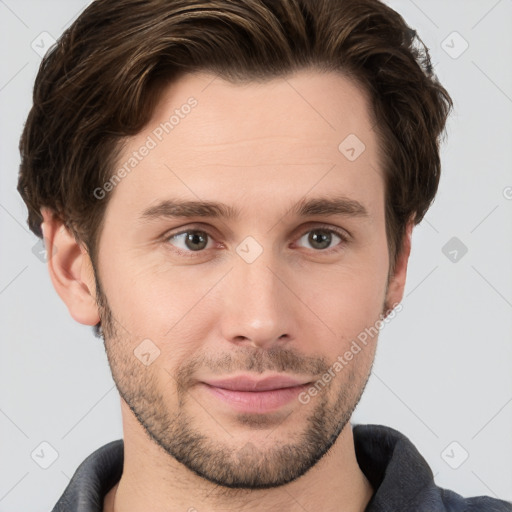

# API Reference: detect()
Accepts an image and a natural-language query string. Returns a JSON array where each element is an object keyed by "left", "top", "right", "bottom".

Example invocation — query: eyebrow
[{"left": 139, "top": 195, "right": 369, "bottom": 222}]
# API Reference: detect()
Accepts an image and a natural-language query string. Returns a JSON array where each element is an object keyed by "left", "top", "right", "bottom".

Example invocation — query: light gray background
[{"left": 1, "top": 0, "right": 511, "bottom": 510}]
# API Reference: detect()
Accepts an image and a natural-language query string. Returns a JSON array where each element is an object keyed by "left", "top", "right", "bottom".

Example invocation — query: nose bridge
[
  {"left": 238, "top": 253, "right": 280, "bottom": 310},
  {"left": 234, "top": 233, "right": 280, "bottom": 299}
]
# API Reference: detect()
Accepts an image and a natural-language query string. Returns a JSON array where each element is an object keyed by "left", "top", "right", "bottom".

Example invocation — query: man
[{"left": 17, "top": 0, "right": 512, "bottom": 510}]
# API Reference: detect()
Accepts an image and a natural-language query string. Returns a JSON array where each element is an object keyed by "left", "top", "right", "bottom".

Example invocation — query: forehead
[{"left": 106, "top": 69, "right": 383, "bottom": 220}]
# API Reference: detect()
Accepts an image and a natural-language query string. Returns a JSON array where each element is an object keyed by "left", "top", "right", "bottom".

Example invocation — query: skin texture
[{"left": 42, "top": 69, "right": 412, "bottom": 512}]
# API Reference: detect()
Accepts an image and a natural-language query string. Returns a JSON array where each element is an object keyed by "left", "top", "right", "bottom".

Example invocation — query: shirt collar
[{"left": 50, "top": 423, "right": 475, "bottom": 512}]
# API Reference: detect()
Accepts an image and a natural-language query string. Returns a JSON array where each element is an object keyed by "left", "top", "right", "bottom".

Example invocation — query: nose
[{"left": 218, "top": 254, "right": 297, "bottom": 350}]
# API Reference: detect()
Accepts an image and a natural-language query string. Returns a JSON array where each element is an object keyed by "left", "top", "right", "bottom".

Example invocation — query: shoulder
[{"left": 352, "top": 424, "right": 512, "bottom": 512}]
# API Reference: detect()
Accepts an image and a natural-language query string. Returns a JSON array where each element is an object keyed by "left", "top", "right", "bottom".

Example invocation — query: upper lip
[{"left": 202, "top": 374, "right": 311, "bottom": 391}]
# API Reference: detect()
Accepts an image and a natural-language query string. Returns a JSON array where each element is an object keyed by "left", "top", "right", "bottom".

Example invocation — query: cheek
[
  {"left": 295, "top": 252, "right": 388, "bottom": 355},
  {"left": 313, "top": 282, "right": 383, "bottom": 335},
  {"left": 99, "top": 253, "right": 218, "bottom": 364}
]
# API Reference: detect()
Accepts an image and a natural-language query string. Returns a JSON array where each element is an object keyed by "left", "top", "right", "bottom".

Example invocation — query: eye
[
  {"left": 166, "top": 229, "right": 214, "bottom": 254},
  {"left": 295, "top": 227, "right": 348, "bottom": 253}
]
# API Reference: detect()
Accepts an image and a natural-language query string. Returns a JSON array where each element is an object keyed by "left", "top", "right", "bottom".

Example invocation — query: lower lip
[{"left": 200, "top": 383, "right": 310, "bottom": 413}]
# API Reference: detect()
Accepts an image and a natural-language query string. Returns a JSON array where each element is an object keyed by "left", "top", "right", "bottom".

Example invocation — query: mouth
[
  {"left": 202, "top": 374, "right": 311, "bottom": 391},
  {"left": 199, "top": 374, "right": 312, "bottom": 413}
]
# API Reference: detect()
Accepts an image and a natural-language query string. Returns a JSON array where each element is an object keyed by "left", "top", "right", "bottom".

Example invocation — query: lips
[
  {"left": 202, "top": 374, "right": 311, "bottom": 392},
  {"left": 199, "top": 375, "right": 312, "bottom": 413}
]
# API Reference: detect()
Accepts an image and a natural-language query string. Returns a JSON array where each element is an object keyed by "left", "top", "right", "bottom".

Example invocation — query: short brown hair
[{"left": 18, "top": 0, "right": 453, "bottom": 272}]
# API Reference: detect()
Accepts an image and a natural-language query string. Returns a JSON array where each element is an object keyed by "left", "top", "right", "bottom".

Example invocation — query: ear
[
  {"left": 384, "top": 219, "right": 414, "bottom": 314},
  {"left": 40, "top": 208, "right": 100, "bottom": 326}
]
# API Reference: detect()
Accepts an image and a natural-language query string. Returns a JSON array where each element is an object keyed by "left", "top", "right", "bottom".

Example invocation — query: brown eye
[
  {"left": 296, "top": 228, "right": 347, "bottom": 252},
  {"left": 167, "top": 230, "right": 211, "bottom": 252}
]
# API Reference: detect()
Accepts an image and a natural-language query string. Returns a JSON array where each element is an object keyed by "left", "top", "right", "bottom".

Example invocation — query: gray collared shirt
[{"left": 51, "top": 424, "right": 512, "bottom": 511}]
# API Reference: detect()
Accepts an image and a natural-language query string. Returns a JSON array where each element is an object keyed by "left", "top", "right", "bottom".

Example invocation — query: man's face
[{"left": 93, "top": 69, "right": 397, "bottom": 488}]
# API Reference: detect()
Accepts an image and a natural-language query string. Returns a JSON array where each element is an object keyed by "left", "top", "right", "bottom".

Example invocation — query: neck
[{"left": 104, "top": 405, "right": 373, "bottom": 512}]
